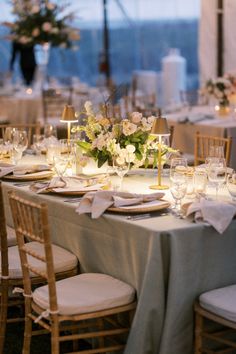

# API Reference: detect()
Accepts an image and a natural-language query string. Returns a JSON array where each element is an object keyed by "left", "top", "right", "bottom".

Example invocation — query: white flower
[
  {"left": 92, "top": 134, "right": 106, "bottom": 151},
  {"left": 122, "top": 120, "right": 137, "bottom": 136},
  {"left": 84, "top": 101, "right": 93, "bottom": 115},
  {"left": 130, "top": 111, "right": 142, "bottom": 124},
  {"left": 51, "top": 27, "right": 59, "bottom": 34},
  {"left": 42, "top": 22, "right": 52, "bottom": 32},
  {"left": 126, "top": 144, "right": 135, "bottom": 153},
  {"left": 46, "top": 3, "right": 56, "bottom": 11},
  {"left": 31, "top": 5, "right": 40, "bottom": 14}
]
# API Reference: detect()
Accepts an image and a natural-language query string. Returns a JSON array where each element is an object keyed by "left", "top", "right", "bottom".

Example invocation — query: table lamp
[
  {"left": 60, "top": 105, "right": 78, "bottom": 140},
  {"left": 149, "top": 112, "right": 170, "bottom": 190}
]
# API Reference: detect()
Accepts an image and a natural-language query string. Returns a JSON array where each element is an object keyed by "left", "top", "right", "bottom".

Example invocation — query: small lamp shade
[
  {"left": 60, "top": 105, "right": 78, "bottom": 123},
  {"left": 60, "top": 105, "right": 78, "bottom": 140},
  {"left": 151, "top": 117, "right": 170, "bottom": 136}
]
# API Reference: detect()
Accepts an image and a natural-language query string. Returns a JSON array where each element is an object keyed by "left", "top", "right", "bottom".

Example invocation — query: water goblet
[
  {"left": 207, "top": 157, "right": 226, "bottom": 200},
  {"left": 33, "top": 134, "right": 45, "bottom": 155},
  {"left": 170, "top": 172, "right": 187, "bottom": 217},
  {"left": 226, "top": 171, "right": 236, "bottom": 202},
  {"left": 170, "top": 157, "right": 188, "bottom": 181},
  {"left": 53, "top": 155, "right": 69, "bottom": 178},
  {"left": 12, "top": 129, "right": 28, "bottom": 163},
  {"left": 112, "top": 154, "right": 130, "bottom": 191},
  {"left": 193, "top": 169, "right": 208, "bottom": 199}
]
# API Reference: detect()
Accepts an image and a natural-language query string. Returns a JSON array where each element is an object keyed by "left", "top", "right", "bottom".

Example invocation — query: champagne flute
[
  {"left": 226, "top": 171, "right": 236, "bottom": 202},
  {"left": 207, "top": 157, "right": 226, "bottom": 200}
]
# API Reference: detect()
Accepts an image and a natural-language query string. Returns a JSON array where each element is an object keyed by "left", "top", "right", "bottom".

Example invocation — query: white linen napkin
[
  {"left": 0, "top": 166, "right": 15, "bottom": 178},
  {"left": 30, "top": 177, "right": 67, "bottom": 193},
  {"left": 76, "top": 191, "right": 165, "bottom": 219},
  {"left": 186, "top": 198, "right": 236, "bottom": 234},
  {"left": 13, "top": 164, "right": 51, "bottom": 176}
]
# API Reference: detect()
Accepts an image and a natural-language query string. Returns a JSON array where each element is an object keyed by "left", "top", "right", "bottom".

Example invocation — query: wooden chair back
[
  {"left": 194, "top": 132, "right": 232, "bottom": 166},
  {"left": 42, "top": 87, "right": 73, "bottom": 123},
  {"left": 0, "top": 122, "right": 41, "bottom": 146},
  {"left": 9, "top": 192, "right": 57, "bottom": 313}
]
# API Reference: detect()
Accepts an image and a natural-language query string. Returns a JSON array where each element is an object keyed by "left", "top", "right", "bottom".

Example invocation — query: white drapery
[{"left": 200, "top": 0, "right": 236, "bottom": 84}]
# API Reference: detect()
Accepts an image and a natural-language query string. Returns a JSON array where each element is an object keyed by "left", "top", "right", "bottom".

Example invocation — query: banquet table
[
  {"left": 166, "top": 105, "right": 236, "bottom": 169},
  {"left": 2, "top": 165, "right": 236, "bottom": 354}
]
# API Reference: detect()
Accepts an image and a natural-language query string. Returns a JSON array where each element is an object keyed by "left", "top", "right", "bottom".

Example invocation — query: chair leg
[
  {"left": 23, "top": 299, "right": 32, "bottom": 354},
  {"left": 0, "top": 280, "right": 9, "bottom": 354},
  {"left": 195, "top": 311, "right": 203, "bottom": 354},
  {"left": 51, "top": 318, "right": 60, "bottom": 354}
]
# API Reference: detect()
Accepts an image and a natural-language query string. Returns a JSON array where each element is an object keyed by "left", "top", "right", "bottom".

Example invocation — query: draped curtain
[{"left": 200, "top": 0, "right": 236, "bottom": 83}]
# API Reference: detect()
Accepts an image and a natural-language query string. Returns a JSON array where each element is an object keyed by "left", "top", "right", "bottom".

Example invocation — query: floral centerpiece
[
  {"left": 72, "top": 101, "right": 176, "bottom": 169},
  {"left": 201, "top": 73, "right": 236, "bottom": 111},
  {"left": 4, "top": 0, "right": 80, "bottom": 48}
]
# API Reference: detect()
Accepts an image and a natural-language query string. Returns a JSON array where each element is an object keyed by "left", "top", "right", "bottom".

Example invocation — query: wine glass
[
  {"left": 207, "top": 157, "right": 226, "bottom": 200},
  {"left": 12, "top": 129, "right": 28, "bottom": 163},
  {"left": 112, "top": 153, "right": 130, "bottom": 191},
  {"left": 33, "top": 134, "right": 45, "bottom": 155},
  {"left": 170, "top": 172, "right": 187, "bottom": 217},
  {"left": 193, "top": 169, "right": 207, "bottom": 198},
  {"left": 226, "top": 171, "right": 236, "bottom": 202},
  {"left": 53, "top": 155, "right": 69, "bottom": 178},
  {"left": 170, "top": 157, "right": 188, "bottom": 181}
]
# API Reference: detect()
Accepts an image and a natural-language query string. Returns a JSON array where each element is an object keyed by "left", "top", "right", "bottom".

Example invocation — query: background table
[
  {"left": 166, "top": 105, "right": 236, "bottom": 169},
  {"left": 2, "top": 169, "right": 236, "bottom": 354}
]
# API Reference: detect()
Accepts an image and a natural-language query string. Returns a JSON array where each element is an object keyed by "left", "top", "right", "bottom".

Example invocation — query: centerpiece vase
[
  {"left": 18, "top": 44, "right": 37, "bottom": 86},
  {"left": 215, "top": 100, "right": 230, "bottom": 117},
  {"left": 34, "top": 43, "right": 51, "bottom": 88}
]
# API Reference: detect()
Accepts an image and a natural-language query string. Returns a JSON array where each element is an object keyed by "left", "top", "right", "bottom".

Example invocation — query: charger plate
[
  {"left": 50, "top": 184, "right": 109, "bottom": 196},
  {"left": 3, "top": 170, "right": 53, "bottom": 181},
  {"left": 108, "top": 199, "right": 170, "bottom": 214}
]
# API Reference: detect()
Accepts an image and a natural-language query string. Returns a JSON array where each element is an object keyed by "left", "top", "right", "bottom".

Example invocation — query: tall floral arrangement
[
  {"left": 72, "top": 101, "right": 176, "bottom": 168},
  {"left": 4, "top": 0, "right": 80, "bottom": 48}
]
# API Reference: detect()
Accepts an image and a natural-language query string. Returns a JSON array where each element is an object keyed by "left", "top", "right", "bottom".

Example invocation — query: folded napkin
[
  {"left": 186, "top": 198, "right": 236, "bottom": 234},
  {"left": 76, "top": 191, "right": 164, "bottom": 219},
  {"left": 0, "top": 166, "right": 15, "bottom": 178},
  {"left": 30, "top": 177, "right": 67, "bottom": 193},
  {"left": 13, "top": 164, "right": 51, "bottom": 176}
]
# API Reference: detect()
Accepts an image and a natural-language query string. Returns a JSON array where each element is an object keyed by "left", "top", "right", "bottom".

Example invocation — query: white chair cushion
[
  {"left": 200, "top": 284, "right": 236, "bottom": 322},
  {"left": 33, "top": 273, "right": 135, "bottom": 315},
  {"left": 0, "top": 241, "right": 78, "bottom": 279},
  {"left": 6, "top": 226, "right": 17, "bottom": 247}
]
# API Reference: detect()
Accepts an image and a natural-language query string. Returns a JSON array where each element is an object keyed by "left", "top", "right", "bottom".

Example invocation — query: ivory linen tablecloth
[
  {"left": 166, "top": 105, "right": 236, "bottom": 169},
  {"left": 2, "top": 172, "right": 236, "bottom": 354}
]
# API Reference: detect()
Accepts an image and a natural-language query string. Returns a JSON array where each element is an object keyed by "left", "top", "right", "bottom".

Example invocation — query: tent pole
[{"left": 217, "top": 0, "right": 224, "bottom": 76}]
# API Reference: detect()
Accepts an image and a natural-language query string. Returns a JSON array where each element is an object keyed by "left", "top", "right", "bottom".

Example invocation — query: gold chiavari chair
[
  {"left": 0, "top": 183, "right": 78, "bottom": 354},
  {"left": 194, "top": 131, "right": 232, "bottom": 166},
  {"left": 9, "top": 191, "right": 136, "bottom": 354}
]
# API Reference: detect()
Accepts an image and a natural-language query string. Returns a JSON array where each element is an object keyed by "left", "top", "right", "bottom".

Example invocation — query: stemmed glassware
[
  {"left": 169, "top": 157, "right": 188, "bottom": 217},
  {"left": 33, "top": 134, "right": 45, "bottom": 155},
  {"left": 12, "top": 129, "right": 28, "bottom": 163},
  {"left": 207, "top": 157, "right": 227, "bottom": 200},
  {"left": 112, "top": 153, "right": 130, "bottom": 191},
  {"left": 226, "top": 171, "right": 236, "bottom": 202}
]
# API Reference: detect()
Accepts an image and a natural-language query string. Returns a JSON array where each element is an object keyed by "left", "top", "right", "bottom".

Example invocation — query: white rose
[
  {"left": 51, "top": 27, "right": 59, "bottom": 34},
  {"left": 42, "top": 22, "right": 52, "bottom": 32},
  {"left": 131, "top": 112, "right": 142, "bottom": 124}
]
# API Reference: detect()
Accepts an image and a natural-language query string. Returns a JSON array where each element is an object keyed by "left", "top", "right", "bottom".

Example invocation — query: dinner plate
[
  {"left": 3, "top": 170, "right": 53, "bottom": 181},
  {"left": 108, "top": 199, "right": 170, "bottom": 214}
]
